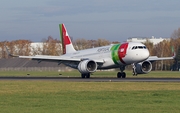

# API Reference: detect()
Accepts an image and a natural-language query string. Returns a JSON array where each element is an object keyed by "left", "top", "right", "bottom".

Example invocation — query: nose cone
[
  {"left": 142, "top": 49, "right": 150, "bottom": 60},
  {"left": 134, "top": 49, "right": 150, "bottom": 62}
]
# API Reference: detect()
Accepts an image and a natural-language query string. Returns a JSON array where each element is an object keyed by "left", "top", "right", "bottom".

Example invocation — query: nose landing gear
[{"left": 132, "top": 63, "right": 137, "bottom": 76}]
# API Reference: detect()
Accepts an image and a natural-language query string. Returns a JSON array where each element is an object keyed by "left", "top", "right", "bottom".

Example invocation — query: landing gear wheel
[
  {"left": 81, "top": 74, "right": 86, "bottom": 78},
  {"left": 122, "top": 72, "right": 126, "bottom": 78},
  {"left": 117, "top": 72, "right": 122, "bottom": 78},
  {"left": 133, "top": 73, "right": 137, "bottom": 76},
  {"left": 86, "top": 73, "right": 90, "bottom": 78},
  {"left": 117, "top": 72, "right": 126, "bottom": 78},
  {"left": 81, "top": 73, "right": 91, "bottom": 78},
  {"left": 117, "top": 65, "right": 126, "bottom": 78}
]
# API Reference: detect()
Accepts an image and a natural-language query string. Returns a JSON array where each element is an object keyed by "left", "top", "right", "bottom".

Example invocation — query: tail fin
[{"left": 59, "top": 24, "right": 76, "bottom": 54}]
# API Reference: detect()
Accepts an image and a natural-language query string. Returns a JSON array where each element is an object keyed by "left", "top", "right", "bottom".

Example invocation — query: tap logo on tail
[{"left": 59, "top": 24, "right": 76, "bottom": 54}]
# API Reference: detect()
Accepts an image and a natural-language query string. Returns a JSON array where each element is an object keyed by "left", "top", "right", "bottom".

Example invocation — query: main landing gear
[
  {"left": 80, "top": 66, "right": 127, "bottom": 78},
  {"left": 81, "top": 73, "right": 90, "bottom": 78},
  {"left": 117, "top": 66, "right": 126, "bottom": 78}
]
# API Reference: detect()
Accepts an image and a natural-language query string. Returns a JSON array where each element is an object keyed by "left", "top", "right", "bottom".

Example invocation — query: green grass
[
  {"left": 0, "top": 70, "right": 180, "bottom": 112},
  {"left": 0, "top": 81, "right": 180, "bottom": 113},
  {"left": 0, "top": 70, "right": 180, "bottom": 78}
]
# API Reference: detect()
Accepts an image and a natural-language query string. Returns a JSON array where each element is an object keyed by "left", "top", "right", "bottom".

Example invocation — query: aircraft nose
[{"left": 142, "top": 50, "right": 150, "bottom": 60}]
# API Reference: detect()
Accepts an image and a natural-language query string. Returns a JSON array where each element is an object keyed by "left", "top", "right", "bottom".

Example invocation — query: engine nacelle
[
  {"left": 78, "top": 60, "right": 97, "bottom": 74},
  {"left": 135, "top": 61, "right": 152, "bottom": 74}
]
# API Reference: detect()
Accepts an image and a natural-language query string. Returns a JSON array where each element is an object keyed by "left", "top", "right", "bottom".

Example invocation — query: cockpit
[{"left": 132, "top": 46, "right": 147, "bottom": 50}]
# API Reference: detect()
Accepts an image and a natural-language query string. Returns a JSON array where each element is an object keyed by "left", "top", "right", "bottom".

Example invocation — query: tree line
[
  {"left": 0, "top": 28, "right": 180, "bottom": 71},
  {"left": 0, "top": 36, "right": 117, "bottom": 58}
]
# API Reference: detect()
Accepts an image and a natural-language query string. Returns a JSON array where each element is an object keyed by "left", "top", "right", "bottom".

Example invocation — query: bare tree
[
  {"left": 112, "top": 41, "right": 120, "bottom": 44},
  {"left": 171, "top": 28, "right": 180, "bottom": 39},
  {"left": 73, "top": 38, "right": 89, "bottom": 50},
  {"left": 0, "top": 41, "right": 8, "bottom": 58},
  {"left": 42, "top": 36, "right": 61, "bottom": 55},
  {"left": 143, "top": 39, "right": 154, "bottom": 56},
  {"left": 13, "top": 40, "right": 32, "bottom": 56},
  {"left": 96, "top": 38, "right": 111, "bottom": 47}
]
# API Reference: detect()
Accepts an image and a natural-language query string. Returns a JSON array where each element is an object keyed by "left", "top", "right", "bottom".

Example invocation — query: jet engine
[
  {"left": 135, "top": 61, "right": 152, "bottom": 74},
  {"left": 78, "top": 60, "right": 97, "bottom": 74}
]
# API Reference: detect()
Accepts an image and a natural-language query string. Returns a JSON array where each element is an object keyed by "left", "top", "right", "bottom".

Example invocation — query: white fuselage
[{"left": 61, "top": 42, "right": 150, "bottom": 69}]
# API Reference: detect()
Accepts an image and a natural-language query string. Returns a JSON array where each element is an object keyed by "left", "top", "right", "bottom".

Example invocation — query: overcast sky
[{"left": 0, "top": 0, "right": 180, "bottom": 42}]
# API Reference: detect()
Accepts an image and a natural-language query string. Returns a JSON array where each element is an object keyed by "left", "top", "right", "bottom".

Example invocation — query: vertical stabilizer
[{"left": 59, "top": 24, "right": 76, "bottom": 54}]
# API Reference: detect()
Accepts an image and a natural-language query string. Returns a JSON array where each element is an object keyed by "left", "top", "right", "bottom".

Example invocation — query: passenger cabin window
[{"left": 132, "top": 46, "right": 147, "bottom": 50}]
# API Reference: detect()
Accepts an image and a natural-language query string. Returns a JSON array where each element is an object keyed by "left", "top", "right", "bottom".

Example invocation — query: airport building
[{"left": 127, "top": 36, "right": 170, "bottom": 45}]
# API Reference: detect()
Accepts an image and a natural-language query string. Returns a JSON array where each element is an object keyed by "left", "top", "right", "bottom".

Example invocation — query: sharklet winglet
[{"left": 4, "top": 45, "right": 19, "bottom": 57}]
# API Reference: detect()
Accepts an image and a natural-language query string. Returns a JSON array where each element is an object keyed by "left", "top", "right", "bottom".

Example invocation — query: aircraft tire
[
  {"left": 81, "top": 73, "right": 90, "bottom": 78},
  {"left": 122, "top": 72, "right": 126, "bottom": 78},
  {"left": 117, "top": 72, "right": 122, "bottom": 78},
  {"left": 86, "top": 73, "right": 90, "bottom": 78},
  {"left": 81, "top": 74, "right": 86, "bottom": 78}
]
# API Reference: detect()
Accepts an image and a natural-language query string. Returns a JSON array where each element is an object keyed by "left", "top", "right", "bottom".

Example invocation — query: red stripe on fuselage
[{"left": 118, "top": 42, "right": 128, "bottom": 64}]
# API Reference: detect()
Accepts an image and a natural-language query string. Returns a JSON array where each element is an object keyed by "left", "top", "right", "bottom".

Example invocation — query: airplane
[{"left": 5, "top": 24, "right": 175, "bottom": 78}]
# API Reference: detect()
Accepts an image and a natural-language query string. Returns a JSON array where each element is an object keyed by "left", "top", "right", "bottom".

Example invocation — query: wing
[
  {"left": 19, "top": 55, "right": 81, "bottom": 61},
  {"left": 20, "top": 55, "right": 105, "bottom": 64},
  {"left": 5, "top": 45, "right": 104, "bottom": 64},
  {"left": 147, "top": 56, "right": 174, "bottom": 62},
  {"left": 146, "top": 48, "right": 175, "bottom": 62}
]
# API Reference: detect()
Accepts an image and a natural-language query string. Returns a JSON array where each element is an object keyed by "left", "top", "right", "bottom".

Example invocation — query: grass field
[
  {"left": 0, "top": 81, "right": 180, "bottom": 113},
  {"left": 0, "top": 71, "right": 180, "bottom": 113}
]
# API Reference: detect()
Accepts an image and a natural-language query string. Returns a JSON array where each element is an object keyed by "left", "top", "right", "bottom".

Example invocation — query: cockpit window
[
  {"left": 132, "top": 46, "right": 147, "bottom": 50},
  {"left": 138, "top": 46, "right": 143, "bottom": 49}
]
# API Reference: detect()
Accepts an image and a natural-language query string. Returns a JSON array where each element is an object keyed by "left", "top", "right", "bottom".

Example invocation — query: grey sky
[{"left": 0, "top": 0, "right": 180, "bottom": 42}]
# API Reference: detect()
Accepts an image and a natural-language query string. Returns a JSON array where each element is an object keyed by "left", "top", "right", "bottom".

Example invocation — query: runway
[{"left": 0, "top": 77, "right": 180, "bottom": 82}]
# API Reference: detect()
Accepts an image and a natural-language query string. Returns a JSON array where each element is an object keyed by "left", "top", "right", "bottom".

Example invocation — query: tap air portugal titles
[{"left": 6, "top": 24, "right": 174, "bottom": 78}]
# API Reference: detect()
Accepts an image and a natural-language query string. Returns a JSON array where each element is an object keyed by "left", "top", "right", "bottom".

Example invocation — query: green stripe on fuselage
[{"left": 111, "top": 44, "right": 120, "bottom": 64}]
